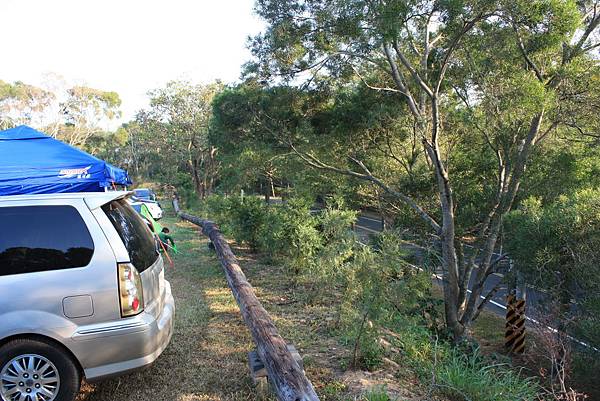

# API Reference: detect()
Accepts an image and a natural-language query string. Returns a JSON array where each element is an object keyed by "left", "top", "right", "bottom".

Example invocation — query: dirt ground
[{"left": 76, "top": 213, "right": 423, "bottom": 401}]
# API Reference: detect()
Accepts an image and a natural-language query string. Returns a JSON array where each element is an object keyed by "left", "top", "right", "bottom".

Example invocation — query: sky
[{"left": 0, "top": 0, "right": 264, "bottom": 123}]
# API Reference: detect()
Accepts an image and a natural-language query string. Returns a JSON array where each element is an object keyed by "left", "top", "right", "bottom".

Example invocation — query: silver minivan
[{"left": 0, "top": 191, "right": 175, "bottom": 401}]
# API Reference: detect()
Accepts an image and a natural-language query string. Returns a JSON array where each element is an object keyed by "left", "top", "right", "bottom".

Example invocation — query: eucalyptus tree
[
  {"left": 0, "top": 80, "right": 122, "bottom": 148},
  {"left": 0, "top": 80, "right": 55, "bottom": 129},
  {"left": 134, "top": 81, "right": 223, "bottom": 199},
  {"left": 249, "top": 0, "right": 600, "bottom": 338},
  {"left": 210, "top": 83, "right": 342, "bottom": 198},
  {"left": 58, "top": 86, "right": 122, "bottom": 147}
]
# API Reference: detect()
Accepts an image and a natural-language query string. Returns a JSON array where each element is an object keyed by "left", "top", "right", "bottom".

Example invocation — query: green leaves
[
  {"left": 61, "top": 86, "right": 122, "bottom": 126},
  {"left": 130, "top": 80, "right": 223, "bottom": 199},
  {"left": 505, "top": 189, "right": 600, "bottom": 348},
  {"left": 0, "top": 80, "right": 55, "bottom": 129},
  {"left": 507, "top": 0, "right": 579, "bottom": 53},
  {"left": 217, "top": 0, "right": 600, "bottom": 341}
]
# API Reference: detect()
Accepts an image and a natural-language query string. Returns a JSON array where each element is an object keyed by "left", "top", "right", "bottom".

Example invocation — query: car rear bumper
[{"left": 71, "top": 281, "right": 175, "bottom": 382}]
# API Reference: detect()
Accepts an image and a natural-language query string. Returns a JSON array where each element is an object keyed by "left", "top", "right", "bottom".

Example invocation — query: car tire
[{"left": 0, "top": 338, "right": 81, "bottom": 401}]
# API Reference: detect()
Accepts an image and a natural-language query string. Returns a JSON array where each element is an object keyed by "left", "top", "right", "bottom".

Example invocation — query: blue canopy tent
[{"left": 0, "top": 125, "right": 132, "bottom": 196}]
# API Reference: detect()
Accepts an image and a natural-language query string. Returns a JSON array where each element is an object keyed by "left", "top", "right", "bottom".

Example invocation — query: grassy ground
[
  {"left": 78, "top": 212, "right": 258, "bottom": 401},
  {"left": 77, "top": 201, "right": 582, "bottom": 401},
  {"left": 77, "top": 210, "right": 423, "bottom": 401}
]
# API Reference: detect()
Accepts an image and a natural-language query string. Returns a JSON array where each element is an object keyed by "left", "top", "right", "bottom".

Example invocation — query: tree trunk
[
  {"left": 190, "top": 158, "right": 204, "bottom": 199},
  {"left": 460, "top": 112, "right": 544, "bottom": 328},
  {"left": 427, "top": 98, "right": 464, "bottom": 339}
]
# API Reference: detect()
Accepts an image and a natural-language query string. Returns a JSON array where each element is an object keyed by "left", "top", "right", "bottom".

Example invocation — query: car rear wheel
[{"left": 0, "top": 338, "right": 80, "bottom": 401}]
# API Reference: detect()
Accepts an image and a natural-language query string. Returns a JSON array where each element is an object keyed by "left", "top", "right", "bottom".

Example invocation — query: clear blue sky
[{"left": 0, "top": 0, "right": 264, "bottom": 121}]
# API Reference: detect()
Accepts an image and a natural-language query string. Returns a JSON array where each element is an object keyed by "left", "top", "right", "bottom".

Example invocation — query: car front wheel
[{"left": 0, "top": 338, "right": 80, "bottom": 401}]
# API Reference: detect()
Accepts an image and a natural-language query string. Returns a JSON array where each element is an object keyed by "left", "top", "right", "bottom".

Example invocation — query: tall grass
[
  {"left": 361, "top": 386, "right": 396, "bottom": 401},
  {"left": 434, "top": 350, "right": 539, "bottom": 401}
]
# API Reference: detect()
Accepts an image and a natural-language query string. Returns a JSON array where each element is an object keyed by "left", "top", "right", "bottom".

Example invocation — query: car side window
[{"left": 0, "top": 205, "right": 95, "bottom": 276}]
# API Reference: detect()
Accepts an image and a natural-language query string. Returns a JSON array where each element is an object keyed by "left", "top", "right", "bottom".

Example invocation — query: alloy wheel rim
[{"left": 0, "top": 354, "right": 60, "bottom": 401}]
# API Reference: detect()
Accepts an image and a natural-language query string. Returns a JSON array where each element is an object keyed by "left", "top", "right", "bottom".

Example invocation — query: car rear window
[
  {"left": 102, "top": 199, "right": 158, "bottom": 272},
  {"left": 0, "top": 205, "right": 94, "bottom": 276},
  {"left": 134, "top": 189, "right": 151, "bottom": 198}
]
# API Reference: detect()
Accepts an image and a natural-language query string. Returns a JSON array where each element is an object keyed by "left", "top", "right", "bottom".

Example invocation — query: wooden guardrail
[{"left": 172, "top": 197, "right": 320, "bottom": 401}]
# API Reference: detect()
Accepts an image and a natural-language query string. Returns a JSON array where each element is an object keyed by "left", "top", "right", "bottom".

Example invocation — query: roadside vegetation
[
  {"left": 3, "top": 0, "right": 600, "bottom": 399},
  {"left": 190, "top": 195, "right": 541, "bottom": 401}
]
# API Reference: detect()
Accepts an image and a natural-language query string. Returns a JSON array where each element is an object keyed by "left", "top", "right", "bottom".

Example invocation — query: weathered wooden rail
[{"left": 172, "top": 197, "right": 320, "bottom": 401}]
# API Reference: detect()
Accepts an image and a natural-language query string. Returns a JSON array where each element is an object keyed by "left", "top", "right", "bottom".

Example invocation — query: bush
[
  {"left": 228, "top": 196, "right": 268, "bottom": 250},
  {"left": 261, "top": 198, "right": 321, "bottom": 273},
  {"left": 310, "top": 206, "right": 357, "bottom": 281},
  {"left": 204, "top": 195, "right": 322, "bottom": 273},
  {"left": 338, "top": 232, "right": 434, "bottom": 371},
  {"left": 203, "top": 194, "right": 234, "bottom": 230},
  {"left": 203, "top": 194, "right": 268, "bottom": 250}
]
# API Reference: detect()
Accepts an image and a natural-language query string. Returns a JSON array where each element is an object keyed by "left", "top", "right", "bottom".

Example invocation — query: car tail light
[{"left": 118, "top": 263, "right": 144, "bottom": 317}]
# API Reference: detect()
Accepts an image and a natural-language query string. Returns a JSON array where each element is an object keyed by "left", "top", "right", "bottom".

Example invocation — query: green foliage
[
  {"left": 524, "top": 143, "right": 600, "bottom": 203},
  {"left": 312, "top": 205, "right": 357, "bottom": 278},
  {"left": 336, "top": 230, "right": 440, "bottom": 370},
  {"left": 0, "top": 80, "right": 55, "bottom": 129},
  {"left": 321, "top": 380, "right": 347, "bottom": 400},
  {"left": 260, "top": 198, "right": 322, "bottom": 272},
  {"left": 200, "top": 193, "right": 540, "bottom": 397},
  {"left": 334, "top": 234, "right": 539, "bottom": 399},
  {"left": 376, "top": 317, "right": 539, "bottom": 401},
  {"left": 228, "top": 197, "right": 269, "bottom": 250},
  {"left": 205, "top": 195, "right": 269, "bottom": 250},
  {"left": 131, "top": 80, "right": 223, "bottom": 199},
  {"left": 203, "top": 194, "right": 359, "bottom": 278},
  {"left": 505, "top": 189, "right": 600, "bottom": 349},
  {"left": 0, "top": 78, "right": 123, "bottom": 148}
]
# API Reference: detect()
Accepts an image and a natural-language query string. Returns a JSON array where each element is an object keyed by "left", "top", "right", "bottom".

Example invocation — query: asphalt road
[{"left": 354, "top": 213, "right": 546, "bottom": 318}]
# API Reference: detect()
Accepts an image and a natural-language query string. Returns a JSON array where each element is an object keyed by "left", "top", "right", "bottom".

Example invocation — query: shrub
[
  {"left": 312, "top": 206, "right": 357, "bottom": 280},
  {"left": 261, "top": 198, "right": 321, "bottom": 273},
  {"left": 228, "top": 196, "right": 269, "bottom": 250},
  {"left": 199, "top": 194, "right": 540, "bottom": 400},
  {"left": 204, "top": 195, "right": 322, "bottom": 272},
  {"left": 333, "top": 229, "right": 437, "bottom": 371},
  {"left": 203, "top": 194, "right": 233, "bottom": 228},
  {"left": 203, "top": 194, "right": 268, "bottom": 250}
]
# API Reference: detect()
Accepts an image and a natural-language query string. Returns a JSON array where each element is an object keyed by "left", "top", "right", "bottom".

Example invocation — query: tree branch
[
  {"left": 382, "top": 43, "right": 422, "bottom": 117},
  {"left": 472, "top": 280, "right": 503, "bottom": 322},
  {"left": 290, "top": 144, "right": 442, "bottom": 234},
  {"left": 513, "top": 25, "right": 545, "bottom": 82},
  {"left": 351, "top": 65, "right": 407, "bottom": 95},
  {"left": 392, "top": 41, "right": 434, "bottom": 98}
]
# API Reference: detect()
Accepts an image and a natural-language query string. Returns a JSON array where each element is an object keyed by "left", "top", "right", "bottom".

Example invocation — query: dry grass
[{"left": 77, "top": 215, "right": 258, "bottom": 401}]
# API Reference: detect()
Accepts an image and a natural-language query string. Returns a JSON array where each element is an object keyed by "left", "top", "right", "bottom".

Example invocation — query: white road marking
[
  {"left": 358, "top": 215, "right": 383, "bottom": 224},
  {"left": 429, "top": 266, "right": 597, "bottom": 351},
  {"left": 355, "top": 219, "right": 596, "bottom": 351},
  {"left": 354, "top": 224, "right": 381, "bottom": 234}
]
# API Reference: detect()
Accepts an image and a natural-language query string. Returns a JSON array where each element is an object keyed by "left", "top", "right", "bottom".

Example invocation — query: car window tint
[
  {"left": 0, "top": 206, "right": 94, "bottom": 276},
  {"left": 134, "top": 189, "right": 150, "bottom": 198},
  {"left": 102, "top": 199, "right": 158, "bottom": 272}
]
